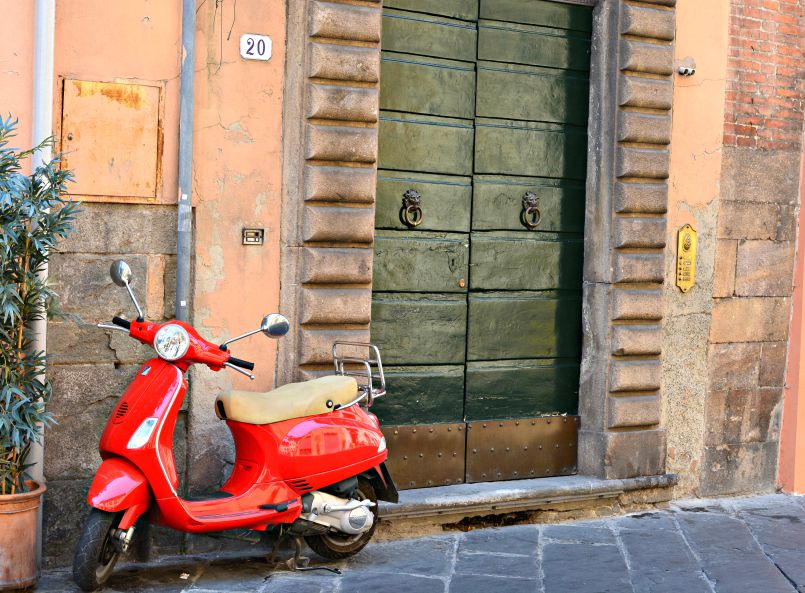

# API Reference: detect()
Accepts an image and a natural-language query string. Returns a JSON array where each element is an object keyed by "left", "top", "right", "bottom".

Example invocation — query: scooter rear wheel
[
  {"left": 305, "top": 477, "right": 378, "bottom": 560},
  {"left": 73, "top": 509, "right": 122, "bottom": 591}
]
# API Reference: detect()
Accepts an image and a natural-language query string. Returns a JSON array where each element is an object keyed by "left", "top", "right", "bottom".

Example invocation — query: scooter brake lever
[
  {"left": 224, "top": 362, "right": 255, "bottom": 380},
  {"left": 97, "top": 323, "right": 130, "bottom": 334}
]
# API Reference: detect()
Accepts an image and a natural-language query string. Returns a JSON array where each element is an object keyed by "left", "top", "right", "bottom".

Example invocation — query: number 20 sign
[{"left": 240, "top": 34, "right": 272, "bottom": 61}]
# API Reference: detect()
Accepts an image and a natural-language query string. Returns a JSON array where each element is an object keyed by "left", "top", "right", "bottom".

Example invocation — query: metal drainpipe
[
  {"left": 31, "top": 0, "right": 56, "bottom": 569},
  {"left": 175, "top": 0, "right": 196, "bottom": 322}
]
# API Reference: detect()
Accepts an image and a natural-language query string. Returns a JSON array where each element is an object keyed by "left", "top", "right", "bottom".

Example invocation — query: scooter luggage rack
[{"left": 332, "top": 342, "right": 386, "bottom": 408}]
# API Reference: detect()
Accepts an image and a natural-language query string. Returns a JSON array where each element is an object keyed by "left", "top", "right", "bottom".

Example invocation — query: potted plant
[{"left": 0, "top": 116, "right": 78, "bottom": 590}]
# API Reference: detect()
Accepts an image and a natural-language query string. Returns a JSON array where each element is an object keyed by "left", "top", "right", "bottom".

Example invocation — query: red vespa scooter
[{"left": 72, "top": 260, "right": 397, "bottom": 591}]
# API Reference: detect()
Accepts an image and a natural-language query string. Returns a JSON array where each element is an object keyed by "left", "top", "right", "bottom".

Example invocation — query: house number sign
[
  {"left": 676, "top": 224, "right": 697, "bottom": 293},
  {"left": 240, "top": 34, "right": 272, "bottom": 61}
]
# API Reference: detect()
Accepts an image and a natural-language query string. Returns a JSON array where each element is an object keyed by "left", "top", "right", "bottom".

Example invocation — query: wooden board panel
[
  {"left": 472, "top": 175, "right": 585, "bottom": 233},
  {"left": 480, "top": 0, "right": 593, "bottom": 32},
  {"left": 376, "top": 171, "right": 472, "bottom": 232},
  {"left": 373, "top": 230, "right": 469, "bottom": 292},
  {"left": 382, "top": 9, "right": 478, "bottom": 62},
  {"left": 478, "top": 20, "right": 592, "bottom": 71},
  {"left": 476, "top": 62, "right": 589, "bottom": 125},
  {"left": 467, "top": 291, "right": 582, "bottom": 360},
  {"left": 371, "top": 365, "right": 465, "bottom": 425},
  {"left": 384, "top": 0, "right": 478, "bottom": 22},
  {"left": 380, "top": 52, "right": 476, "bottom": 119},
  {"left": 470, "top": 231, "right": 583, "bottom": 291},
  {"left": 474, "top": 118, "right": 587, "bottom": 179},
  {"left": 465, "top": 359, "right": 580, "bottom": 420},
  {"left": 379, "top": 111, "right": 475, "bottom": 175},
  {"left": 372, "top": 293, "right": 467, "bottom": 364}
]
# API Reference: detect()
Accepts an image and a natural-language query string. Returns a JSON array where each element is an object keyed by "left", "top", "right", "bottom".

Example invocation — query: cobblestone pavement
[{"left": 37, "top": 494, "right": 805, "bottom": 593}]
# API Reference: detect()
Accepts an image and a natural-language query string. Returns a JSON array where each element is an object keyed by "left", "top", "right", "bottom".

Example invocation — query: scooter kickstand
[{"left": 286, "top": 536, "right": 342, "bottom": 575}]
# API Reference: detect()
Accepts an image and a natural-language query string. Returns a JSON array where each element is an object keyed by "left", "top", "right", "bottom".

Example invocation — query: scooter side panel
[{"left": 269, "top": 406, "right": 388, "bottom": 487}]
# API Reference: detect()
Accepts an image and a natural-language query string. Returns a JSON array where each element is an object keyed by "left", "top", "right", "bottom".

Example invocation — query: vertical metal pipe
[
  {"left": 30, "top": 0, "right": 55, "bottom": 487},
  {"left": 31, "top": 0, "right": 56, "bottom": 571},
  {"left": 176, "top": 0, "right": 196, "bottom": 322}
]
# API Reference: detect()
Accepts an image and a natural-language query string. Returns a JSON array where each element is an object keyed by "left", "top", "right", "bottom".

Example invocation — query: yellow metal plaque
[{"left": 676, "top": 224, "right": 697, "bottom": 292}]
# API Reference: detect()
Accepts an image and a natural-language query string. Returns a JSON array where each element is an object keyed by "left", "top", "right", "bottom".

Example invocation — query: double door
[{"left": 370, "top": 0, "right": 592, "bottom": 488}]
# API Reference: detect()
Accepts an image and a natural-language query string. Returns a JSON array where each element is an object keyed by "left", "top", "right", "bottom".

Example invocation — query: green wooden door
[{"left": 372, "top": 0, "right": 591, "bottom": 488}]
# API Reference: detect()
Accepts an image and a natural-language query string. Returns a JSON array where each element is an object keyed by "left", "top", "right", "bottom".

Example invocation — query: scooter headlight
[{"left": 153, "top": 324, "right": 190, "bottom": 361}]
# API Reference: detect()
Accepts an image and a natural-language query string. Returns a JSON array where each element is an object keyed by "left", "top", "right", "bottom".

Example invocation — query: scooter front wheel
[
  {"left": 73, "top": 508, "right": 123, "bottom": 591},
  {"left": 305, "top": 477, "right": 378, "bottom": 560}
]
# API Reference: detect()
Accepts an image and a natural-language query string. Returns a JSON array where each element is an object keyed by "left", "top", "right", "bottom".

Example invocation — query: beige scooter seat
[{"left": 215, "top": 375, "right": 358, "bottom": 425}]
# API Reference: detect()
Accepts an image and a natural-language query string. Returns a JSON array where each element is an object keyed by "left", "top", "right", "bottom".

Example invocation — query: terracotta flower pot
[{"left": 0, "top": 481, "right": 46, "bottom": 591}]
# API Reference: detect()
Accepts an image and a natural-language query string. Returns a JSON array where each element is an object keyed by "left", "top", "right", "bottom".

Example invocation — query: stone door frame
[{"left": 278, "top": 0, "right": 676, "bottom": 480}]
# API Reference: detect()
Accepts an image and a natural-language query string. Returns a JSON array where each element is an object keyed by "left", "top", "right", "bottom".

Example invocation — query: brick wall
[
  {"left": 723, "top": 0, "right": 804, "bottom": 150},
  {"left": 701, "top": 0, "right": 804, "bottom": 495}
]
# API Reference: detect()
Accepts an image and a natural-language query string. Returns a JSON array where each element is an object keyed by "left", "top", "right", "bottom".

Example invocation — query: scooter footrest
[{"left": 259, "top": 500, "right": 293, "bottom": 512}]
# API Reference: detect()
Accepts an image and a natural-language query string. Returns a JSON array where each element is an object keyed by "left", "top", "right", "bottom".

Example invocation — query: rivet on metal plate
[
  {"left": 412, "top": 428, "right": 417, "bottom": 433},
  {"left": 394, "top": 430, "right": 398, "bottom": 435},
  {"left": 429, "top": 428, "right": 434, "bottom": 433},
  {"left": 419, "top": 453, "right": 424, "bottom": 458},
  {"left": 403, "top": 456, "right": 408, "bottom": 460}
]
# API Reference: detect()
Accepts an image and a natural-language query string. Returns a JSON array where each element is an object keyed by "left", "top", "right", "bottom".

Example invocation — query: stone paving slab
[{"left": 36, "top": 494, "right": 805, "bottom": 593}]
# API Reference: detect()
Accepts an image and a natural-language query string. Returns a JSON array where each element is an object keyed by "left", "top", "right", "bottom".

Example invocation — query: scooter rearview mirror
[
  {"left": 109, "top": 259, "right": 145, "bottom": 321},
  {"left": 110, "top": 260, "right": 133, "bottom": 287},
  {"left": 261, "top": 313, "right": 290, "bottom": 339}
]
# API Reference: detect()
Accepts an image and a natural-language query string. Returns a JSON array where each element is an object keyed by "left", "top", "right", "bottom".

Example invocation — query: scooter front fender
[{"left": 88, "top": 457, "right": 152, "bottom": 517}]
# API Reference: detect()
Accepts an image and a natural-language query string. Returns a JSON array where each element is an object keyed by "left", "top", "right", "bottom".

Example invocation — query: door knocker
[
  {"left": 400, "top": 189, "right": 423, "bottom": 228},
  {"left": 520, "top": 191, "right": 541, "bottom": 230}
]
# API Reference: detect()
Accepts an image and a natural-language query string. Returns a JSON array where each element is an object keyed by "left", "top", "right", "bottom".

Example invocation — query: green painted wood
[
  {"left": 371, "top": 365, "right": 465, "bottom": 424},
  {"left": 379, "top": 111, "right": 475, "bottom": 176},
  {"left": 372, "top": 293, "right": 467, "bottom": 364},
  {"left": 380, "top": 52, "right": 476, "bottom": 119},
  {"left": 474, "top": 118, "right": 588, "bottom": 179},
  {"left": 376, "top": 171, "right": 472, "bottom": 232},
  {"left": 382, "top": 9, "right": 478, "bottom": 62},
  {"left": 373, "top": 230, "right": 469, "bottom": 292},
  {"left": 479, "top": 0, "right": 593, "bottom": 33},
  {"left": 476, "top": 62, "right": 589, "bottom": 125},
  {"left": 384, "top": 0, "right": 478, "bottom": 22},
  {"left": 478, "top": 21, "right": 592, "bottom": 72},
  {"left": 472, "top": 176, "right": 585, "bottom": 233},
  {"left": 470, "top": 232, "right": 583, "bottom": 291},
  {"left": 467, "top": 291, "right": 582, "bottom": 361},
  {"left": 465, "top": 359, "right": 580, "bottom": 420}
]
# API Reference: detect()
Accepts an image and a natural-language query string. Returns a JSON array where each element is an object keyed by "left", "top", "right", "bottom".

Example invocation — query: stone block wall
[
  {"left": 278, "top": 0, "right": 382, "bottom": 383},
  {"left": 700, "top": 0, "right": 804, "bottom": 495},
  {"left": 44, "top": 203, "right": 179, "bottom": 566},
  {"left": 578, "top": 0, "right": 676, "bottom": 480}
]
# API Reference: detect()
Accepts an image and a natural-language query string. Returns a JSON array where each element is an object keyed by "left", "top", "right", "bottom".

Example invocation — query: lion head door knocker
[
  {"left": 400, "top": 189, "right": 423, "bottom": 228},
  {"left": 520, "top": 191, "right": 541, "bottom": 230}
]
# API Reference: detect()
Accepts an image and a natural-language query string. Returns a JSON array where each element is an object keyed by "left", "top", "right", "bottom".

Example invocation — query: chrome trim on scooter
[
  {"left": 154, "top": 364, "right": 184, "bottom": 497},
  {"left": 332, "top": 342, "right": 386, "bottom": 408}
]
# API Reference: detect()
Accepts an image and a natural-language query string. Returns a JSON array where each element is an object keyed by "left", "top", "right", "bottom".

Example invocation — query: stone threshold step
[{"left": 378, "top": 473, "right": 678, "bottom": 521}]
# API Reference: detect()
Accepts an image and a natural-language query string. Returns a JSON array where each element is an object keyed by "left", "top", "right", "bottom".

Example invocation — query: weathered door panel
[
  {"left": 384, "top": 0, "right": 478, "bottom": 21},
  {"left": 465, "top": 359, "right": 580, "bottom": 421},
  {"left": 382, "top": 9, "right": 477, "bottom": 62},
  {"left": 371, "top": 293, "right": 467, "bottom": 364},
  {"left": 466, "top": 291, "right": 583, "bottom": 361},
  {"left": 470, "top": 232, "right": 583, "bottom": 291},
  {"left": 373, "top": 230, "right": 469, "bottom": 292},
  {"left": 376, "top": 171, "right": 472, "bottom": 232},
  {"left": 379, "top": 112, "right": 474, "bottom": 175},
  {"left": 474, "top": 118, "right": 587, "bottom": 179},
  {"left": 380, "top": 52, "right": 476, "bottom": 119},
  {"left": 371, "top": 365, "right": 465, "bottom": 425},
  {"left": 478, "top": 20, "right": 591, "bottom": 72},
  {"left": 479, "top": 0, "right": 593, "bottom": 33},
  {"left": 476, "top": 62, "right": 589, "bottom": 125},
  {"left": 472, "top": 176, "right": 585, "bottom": 233}
]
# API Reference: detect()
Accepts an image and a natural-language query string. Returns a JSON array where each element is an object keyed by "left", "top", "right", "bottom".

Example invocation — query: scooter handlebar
[
  {"left": 227, "top": 356, "right": 255, "bottom": 371},
  {"left": 112, "top": 316, "right": 131, "bottom": 330}
]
